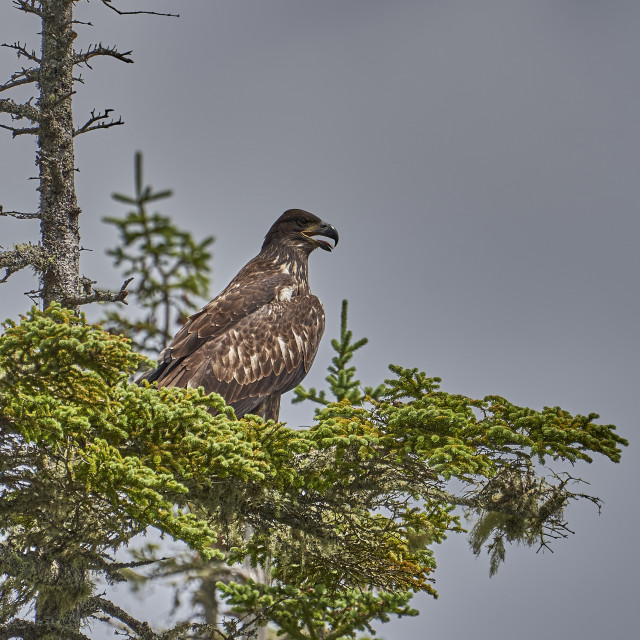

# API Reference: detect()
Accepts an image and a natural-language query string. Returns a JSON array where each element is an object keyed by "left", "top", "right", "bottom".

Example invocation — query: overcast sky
[{"left": 1, "top": 1, "right": 639, "bottom": 638}]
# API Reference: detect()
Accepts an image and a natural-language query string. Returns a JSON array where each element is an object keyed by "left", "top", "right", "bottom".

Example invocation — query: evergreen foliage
[
  {"left": 217, "top": 581, "right": 418, "bottom": 640},
  {"left": 1, "top": 302, "right": 626, "bottom": 637},
  {"left": 293, "top": 300, "right": 386, "bottom": 409},
  {"left": 101, "top": 152, "right": 213, "bottom": 354}
]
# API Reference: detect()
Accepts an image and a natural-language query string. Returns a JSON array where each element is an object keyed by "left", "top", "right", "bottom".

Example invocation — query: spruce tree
[{"left": 0, "top": 3, "right": 629, "bottom": 640}]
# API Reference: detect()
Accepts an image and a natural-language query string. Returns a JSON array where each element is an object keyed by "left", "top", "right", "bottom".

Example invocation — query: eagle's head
[{"left": 262, "top": 209, "right": 339, "bottom": 255}]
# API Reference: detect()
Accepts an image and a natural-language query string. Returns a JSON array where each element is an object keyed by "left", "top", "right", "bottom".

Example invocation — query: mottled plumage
[{"left": 140, "top": 209, "right": 338, "bottom": 419}]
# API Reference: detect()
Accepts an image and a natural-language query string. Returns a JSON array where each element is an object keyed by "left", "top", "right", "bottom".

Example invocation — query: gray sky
[{"left": 1, "top": 1, "right": 639, "bottom": 638}]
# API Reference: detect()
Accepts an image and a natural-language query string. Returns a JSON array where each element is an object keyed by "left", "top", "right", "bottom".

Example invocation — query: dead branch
[
  {"left": 79, "top": 597, "right": 236, "bottom": 640},
  {"left": 99, "top": 0, "right": 179, "bottom": 18},
  {"left": 73, "top": 43, "right": 134, "bottom": 68},
  {"left": 0, "top": 243, "right": 46, "bottom": 282},
  {"left": 0, "top": 71, "right": 39, "bottom": 93},
  {"left": 1, "top": 42, "right": 41, "bottom": 63},
  {"left": 24, "top": 288, "right": 42, "bottom": 304},
  {"left": 84, "top": 596, "right": 157, "bottom": 639},
  {"left": 95, "top": 555, "right": 170, "bottom": 576},
  {"left": 74, "top": 108, "right": 123, "bottom": 136},
  {"left": 0, "top": 122, "right": 39, "bottom": 137},
  {"left": 60, "top": 277, "right": 134, "bottom": 307},
  {"left": 0, "top": 206, "right": 40, "bottom": 220},
  {"left": 11, "top": 1, "right": 42, "bottom": 17}
]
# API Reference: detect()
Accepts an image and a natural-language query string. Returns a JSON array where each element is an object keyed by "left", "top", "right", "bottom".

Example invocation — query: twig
[
  {"left": 24, "top": 288, "right": 42, "bottom": 304},
  {"left": 74, "top": 108, "right": 123, "bottom": 136}
]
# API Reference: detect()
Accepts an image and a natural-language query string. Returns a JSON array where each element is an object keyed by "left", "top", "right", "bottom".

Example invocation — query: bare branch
[
  {"left": 0, "top": 63, "right": 40, "bottom": 93},
  {"left": 60, "top": 276, "right": 134, "bottom": 307},
  {"left": 73, "top": 43, "right": 134, "bottom": 68},
  {"left": 1, "top": 42, "right": 41, "bottom": 63},
  {"left": 0, "top": 243, "right": 47, "bottom": 282},
  {"left": 0, "top": 206, "right": 40, "bottom": 220},
  {"left": 99, "top": 0, "right": 179, "bottom": 18},
  {"left": 0, "top": 71, "right": 39, "bottom": 93},
  {"left": 74, "top": 108, "right": 123, "bottom": 136}
]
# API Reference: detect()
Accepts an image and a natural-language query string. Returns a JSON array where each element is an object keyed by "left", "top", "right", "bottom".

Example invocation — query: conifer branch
[
  {"left": 74, "top": 108, "right": 123, "bottom": 136},
  {"left": 100, "top": 152, "right": 213, "bottom": 353}
]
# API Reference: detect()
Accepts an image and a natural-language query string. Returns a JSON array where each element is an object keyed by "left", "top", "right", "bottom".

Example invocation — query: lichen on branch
[{"left": 0, "top": 243, "right": 47, "bottom": 282}]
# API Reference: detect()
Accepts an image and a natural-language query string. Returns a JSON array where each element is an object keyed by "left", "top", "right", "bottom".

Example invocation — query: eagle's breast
[{"left": 276, "top": 285, "right": 295, "bottom": 302}]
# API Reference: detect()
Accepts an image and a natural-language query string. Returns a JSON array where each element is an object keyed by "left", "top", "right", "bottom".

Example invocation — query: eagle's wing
[
  {"left": 144, "top": 270, "right": 325, "bottom": 416},
  {"left": 159, "top": 271, "right": 294, "bottom": 362},
  {"left": 159, "top": 296, "right": 325, "bottom": 416}
]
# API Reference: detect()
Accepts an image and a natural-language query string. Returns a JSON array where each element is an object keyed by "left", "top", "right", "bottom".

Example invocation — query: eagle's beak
[{"left": 304, "top": 221, "right": 339, "bottom": 252}]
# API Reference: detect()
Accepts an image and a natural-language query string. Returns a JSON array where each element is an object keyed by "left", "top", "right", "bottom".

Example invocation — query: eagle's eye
[{"left": 297, "top": 217, "right": 308, "bottom": 227}]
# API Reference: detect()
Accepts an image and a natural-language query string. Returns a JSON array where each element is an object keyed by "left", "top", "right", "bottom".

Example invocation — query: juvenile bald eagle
[{"left": 140, "top": 209, "right": 338, "bottom": 421}]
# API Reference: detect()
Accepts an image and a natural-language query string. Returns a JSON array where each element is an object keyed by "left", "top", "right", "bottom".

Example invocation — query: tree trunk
[
  {"left": 34, "top": 4, "right": 84, "bottom": 634},
  {"left": 38, "top": 0, "right": 80, "bottom": 308}
]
